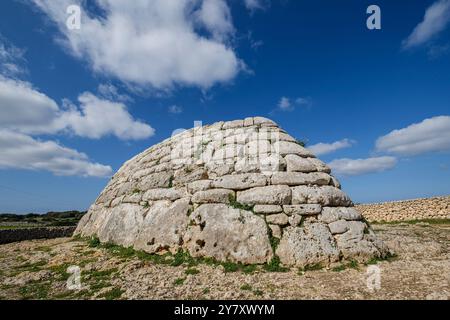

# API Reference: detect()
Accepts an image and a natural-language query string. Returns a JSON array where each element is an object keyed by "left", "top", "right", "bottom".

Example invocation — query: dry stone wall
[
  {"left": 75, "top": 117, "right": 389, "bottom": 267},
  {"left": 356, "top": 196, "right": 450, "bottom": 222}
]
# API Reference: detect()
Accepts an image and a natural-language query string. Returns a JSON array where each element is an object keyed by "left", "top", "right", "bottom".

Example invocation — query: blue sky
[{"left": 0, "top": 0, "right": 449, "bottom": 213}]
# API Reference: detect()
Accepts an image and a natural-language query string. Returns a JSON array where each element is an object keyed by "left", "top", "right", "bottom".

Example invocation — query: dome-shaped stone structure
[{"left": 75, "top": 117, "right": 389, "bottom": 267}]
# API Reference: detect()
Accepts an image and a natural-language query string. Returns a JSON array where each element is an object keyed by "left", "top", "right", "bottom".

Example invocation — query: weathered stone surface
[
  {"left": 253, "top": 205, "right": 283, "bottom": 214},
  {"left": 184, "top": 204, "right": 273, "bottom": 264},
  {"left": 138, "top": 172, "right": 173, "bottom": 189},
  {"left": 187, "top": 180, "right": 212, "bottom": 194},
  {"left": 191, "top": 189, "right": 234, "bottom": 204},
  {"left": 288, "top": 214, "right": 302, "bottom": 227},
  {"left": 142, "top": 188, "right": 183, "bottom": 201},
  {"left": 134, "top": 198, "right": 190, "bottom": 254},
  {"left": 285, "top": 155, "right": 317, "bottom": 172},
  {"left": 96, "top": 204, "right": 145, "bottom": 248},
  {"left": 76, "top": 117, "right": 387, "bottom": 266},
  {"left": 276, "top": 223, "right": 340, "bottom": 267},
  {"left": 237, "top": 185, "right": 292, "bottom": 205},
  {"left": 122, "top": 193, "right": 142, "bottom": 204},
  {"left": 273, "top": 141, "right": 315, "bottom": 157},
  {"left": 271, "top": 172, "right": 331, "bottom": 186},
  {"left": 266, "top": 213, "right": 289, "bottom": 226},
  {"left": 269, "top": 224, "right": 282, "bottom": 239},
  {"left": 291, "top": 186, "right": 352, "bottom": 206},
  {"left": 319, "top": 207, "right": 363, "bottom": 224},
  {"left": 283, "top": 204, "right": 322, "bottom": 216},
  {"left": 212, "top": 174, "right": 267, "bottom": 190},
  {"left": 328, "top": 219, "right": 350, "bottom": 234}
]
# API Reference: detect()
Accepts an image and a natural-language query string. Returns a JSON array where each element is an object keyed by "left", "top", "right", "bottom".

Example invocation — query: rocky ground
[{"left": 0, "top": 221, "right": 449, "bottom": 300}]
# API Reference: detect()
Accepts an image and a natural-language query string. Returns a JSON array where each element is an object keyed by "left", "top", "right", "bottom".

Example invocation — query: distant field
[{"left": 0, "top": 211, "right": 86, "bottom": 230}]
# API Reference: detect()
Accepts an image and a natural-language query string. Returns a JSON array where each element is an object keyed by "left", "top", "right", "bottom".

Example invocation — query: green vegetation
[
  {"left": 98, "top": 287, "right": 124, "bottom": 300},
  {"left": 228, "top": 194, "right": 254, "bottom": 212},
  {"left": 0, "top": 210, "right": 86, "bottom": 228},
  {"left": 240, "top": 284, "right": 252, "bottom": 291},
  {"left": 264, "top": 256, "right": 289, "bottom": 272},
  {"left": 299, "top": 263, "right": 323, "bottom": 273},
  {"left": 174, "top": 278, "right": 186, "bottom": 286},
  {"left": 19, "top": 281, "right": 51, "bottom": 300},
  {"left": 185, "top": 268, "right": 200, "bottom": 275}
]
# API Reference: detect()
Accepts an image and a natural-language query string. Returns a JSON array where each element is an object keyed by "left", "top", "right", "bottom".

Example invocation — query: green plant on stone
[
  {"left": 264, "top": 256, "right": 289, "bottom": 272},
  {"left": 88, "top": 236, "right": 101, "bottom": 248},
  {"left": 228, "top": 194, "right": 254, "bottom": 212}
]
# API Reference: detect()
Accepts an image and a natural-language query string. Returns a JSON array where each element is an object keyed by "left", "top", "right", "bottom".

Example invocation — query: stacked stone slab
[{"left": 75, "top": 117, "right": 389, "bottom": 267}]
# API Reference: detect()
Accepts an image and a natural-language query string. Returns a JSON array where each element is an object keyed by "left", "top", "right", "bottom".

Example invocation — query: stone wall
[
  {"left": 0, "top": 227, "right": 76, "bottom": 245},
  {"left": 356, "top": 196, "right": 450, "bottom": 222}
]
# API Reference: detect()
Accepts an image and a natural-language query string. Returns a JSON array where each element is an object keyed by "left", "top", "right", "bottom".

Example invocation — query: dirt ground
[{"left": 0, "top": 222, "right": 449, "bottom": 300}]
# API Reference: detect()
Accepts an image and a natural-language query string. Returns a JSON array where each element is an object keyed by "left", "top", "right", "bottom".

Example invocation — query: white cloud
[
  {"left": 278, "top": 96, "right": 292, "bottom": 111},
  {"left": 168, "top": 105, "right": 183, "bottom": 114},
  {"left": 31, "top": 0, "right": 243, "bottom": 90},
  {"left": 0, "top": 130, "right": 112, "bottom": 177},
  {"left": 244, "top": 0, "right": 266, "bottom": 11},
  {"left": 403, "top": 0, "right": 450, "bottom": 49},
  {"left": 328, "top": 156, "right": 397, "bottom": 177},
  {"left": 0, "top": 36, "right": 27, "bottom": 78},
  {"left": 308, "top": 139, "right": 355, "bottom": 156},
  {"left": 97, "top": 84, "right": 132, "bottom": 103},
  {"left": 196, "top": 0, "right": 234, "bottom": 41},
  {"left": 0, "top": 76, "right": 59, "bottom": 134},
  {"left": 58, "top": 93, "right": 155, "bottom": 140},
  {"left": 0, "top": 76, "right": 154, "bottom": 140},
  {"left": 376, "top": 115, "right": 450, "bottom": 156},
  {"left": 276, "top": 96, "right": 312, "bottom": 112}
]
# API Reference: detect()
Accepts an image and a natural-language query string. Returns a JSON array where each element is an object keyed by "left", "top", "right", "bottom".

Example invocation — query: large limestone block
[
  {"left": 276, "top": 223, "right": 340, "bottom": 267},
  {"left": 237, "top": 185, "right": 292, "bottom": 205},
  {"left": 253, "top": 205, "right": 283, "bottom": 214},
  {"left": 96, "top": 204, "right": 145, "bottom": 248},
  {"left": 291, "top": 186, "right": 352, "bottom": 206},
  {"left": 184, "top": 204, "right": 273, "bottom": 264},
  {"left": 283, "top": 204, "right": 322, "bottom": 216},
  {"left": 138, "top": 171, "right": 173, "bottom": 189},
  {"left": 142, "top": 188, "right": 183, "bottom": 201},
  {"left": 134, "top": 198, "right": 190, "bottom": 254},
  {"left": 285, "top": 155, "right": 317, "bottom": 172},
  {"left": 187, "top": 180, "right": 212, "bottom": 194},
  {"left": 273, "top": 141, "right": 315, "bottom": 157},
  {"left": 319, "top": 207, "right": 363, "bottom": 224},
  {"left": 212, "top": 173, "right": 267, "bottom": 190},
  {"left": 191, "top": 189, "right": 234, "bottom": 204},
  {"left": 271, "top": 172, "right": 331, "bottom": 186}
]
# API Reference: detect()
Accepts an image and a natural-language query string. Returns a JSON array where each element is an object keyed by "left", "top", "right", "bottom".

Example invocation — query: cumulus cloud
[
  {"left": 168, "top": 105, "right": 183, "bottom": 114},
  {"left": 0, "top": 130, "right": 112, "bottom": 177},
  {"left": 57, "top": 93, "right": 155, "bottom": 140},
  {"left": 276, "top": 96, "right": 312, "bottom": 112},
  {"left": 308, "top": 139, "right": 355, "bottom": 156},
  {"left": 403, "top": 0, "right": 450, "bottom": 49},
  {"left": 376, "top": 115, "right": 450, "bottom": 156},
  {"left": 328, "top": 156, "right": 397, "bottom": 177},
  {"left": 0, "top": 76, "right": 154, "bottom": 140},
  {"left": 31, "top": 0, "right": 243, "bottom": 90}
]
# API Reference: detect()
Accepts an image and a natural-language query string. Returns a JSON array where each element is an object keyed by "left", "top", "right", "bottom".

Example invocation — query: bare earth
[{"left": 0, "top": 223, "right": 449, "bottom": 300}]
